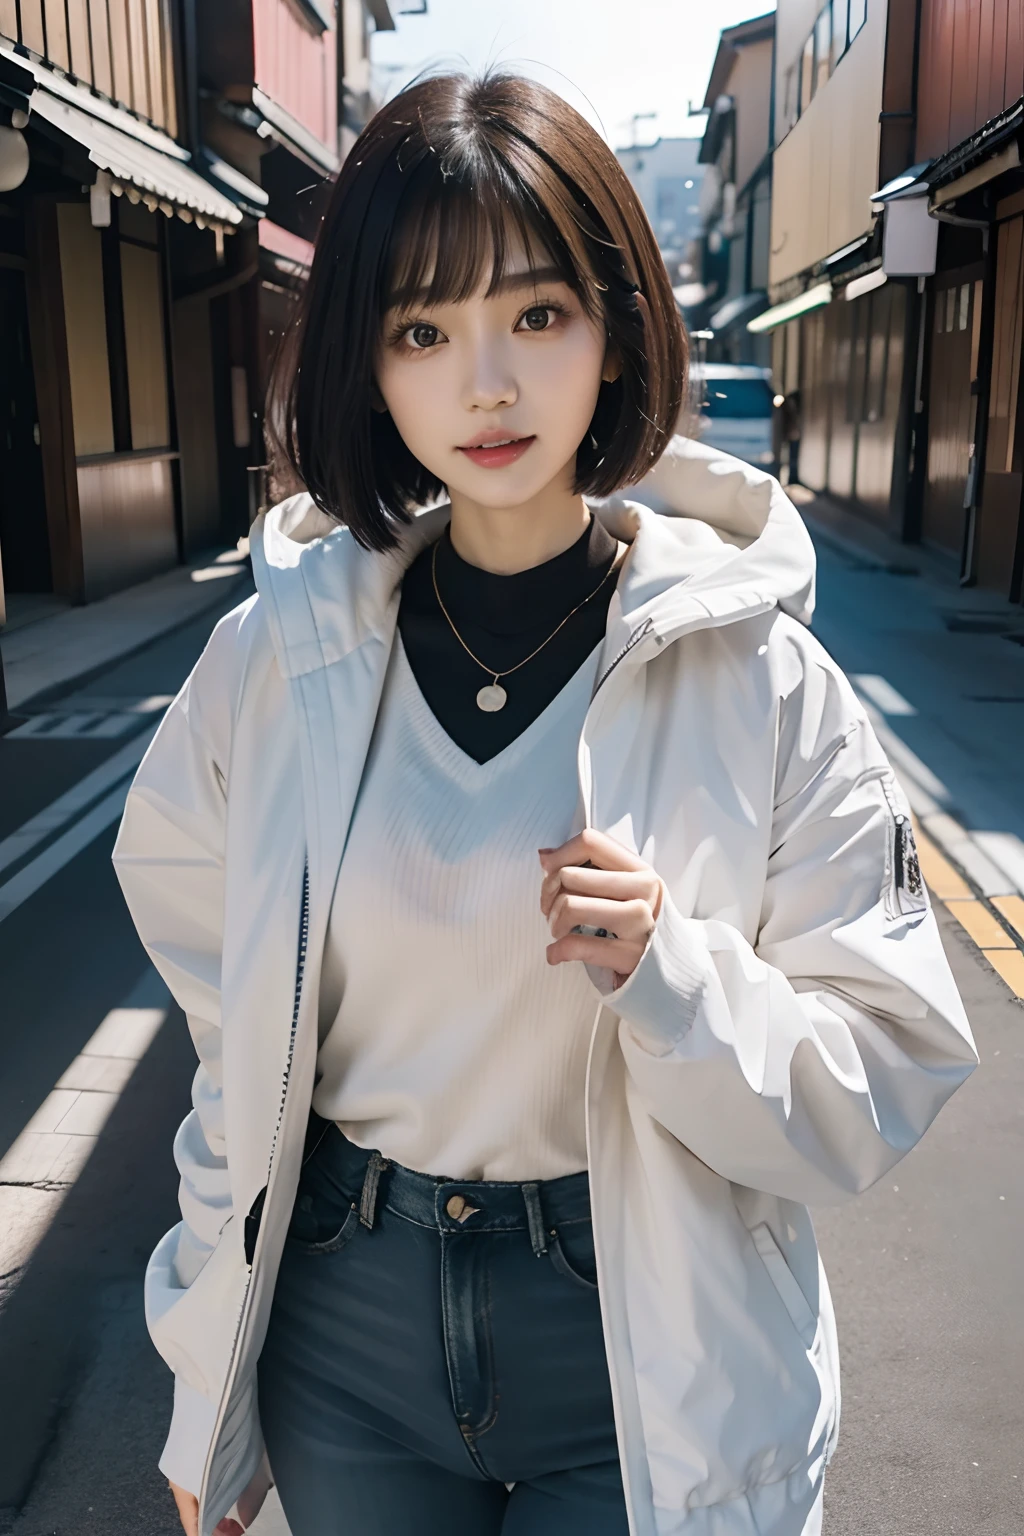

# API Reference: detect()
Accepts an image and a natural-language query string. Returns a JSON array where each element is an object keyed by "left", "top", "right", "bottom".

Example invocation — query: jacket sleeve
[
  {"left": 607, "top": 640, "right": 978, "bottom": 1207},
  {"left": 111, "top": 604, "right": 248, "bottom": 1492}
]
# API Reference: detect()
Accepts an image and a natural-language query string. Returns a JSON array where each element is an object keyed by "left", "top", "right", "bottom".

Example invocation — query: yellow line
[
  {"left": 944, "top": 899, "right": 1016, "bottom": 949},
  {"left": 991, "top": 895, "right": 1024, "bottom": 945},
  {"left": 914, "top": 824, "right": 1024, "bottom": 1000},
  {"left": 914, "top": 822, "right": 972, "bottom": 899},
  {"left": 984, "top": 950, "right": 1024, "bottom": 995}
]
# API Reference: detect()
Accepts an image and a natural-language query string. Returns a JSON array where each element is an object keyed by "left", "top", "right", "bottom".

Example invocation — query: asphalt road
[{"left": 0, "top": 552, "right": 1020, "bottom": 1536}]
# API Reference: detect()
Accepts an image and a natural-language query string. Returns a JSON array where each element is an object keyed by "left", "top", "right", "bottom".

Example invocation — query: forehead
[{"left": 382, "top": 188, "right": 585, "bottom": 314}]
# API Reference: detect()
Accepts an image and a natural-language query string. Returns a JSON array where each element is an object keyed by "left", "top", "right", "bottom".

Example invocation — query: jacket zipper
[
  {"left": 880, "top": 779, "right": 926, "bottom": 918},
  {"left": 243, "top": 862, "right": 310, "bottom": 1265},
  {"left": 593, "top": 617, "right": 656, "bottom": 695},
  {"left": 200, "top": 863, "right": 309, "bottom": 1520}
]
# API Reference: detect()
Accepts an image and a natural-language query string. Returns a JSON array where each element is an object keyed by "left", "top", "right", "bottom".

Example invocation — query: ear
[
  {"left": 369, "top": 380, "right": 389, "bottom": 414},
  {"left": 601, "top": 346, "right": 622, "bottom": 384}
]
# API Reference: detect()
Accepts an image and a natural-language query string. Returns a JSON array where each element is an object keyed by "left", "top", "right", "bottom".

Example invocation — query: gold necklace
[{"left": 430, "top": 535, "right": 623, "bottom": 713}]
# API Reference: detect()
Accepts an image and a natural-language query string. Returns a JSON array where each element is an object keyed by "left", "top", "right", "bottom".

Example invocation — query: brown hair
[{"left": 269, "top": 69, "right": 688, "bottom": 551}]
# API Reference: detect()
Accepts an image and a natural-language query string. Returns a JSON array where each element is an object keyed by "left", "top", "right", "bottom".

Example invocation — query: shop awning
[
  {"left": 746, "top": 282, "right": 832, "bottom": 334},
  {"left": 925, "top": 96, "right": 1023, "bottom": 206},
  {"left": 708, "top": 290, "right": 768, "bottom": 334},
  {"left": 252, "top": 87, "right": 340, "bottom": 176},
  {"left": 871, "top": 161, "right": 933, "bottom": 205},
  {"left": 259, "top": 218, "right": 316, "bottom": 280},
  {"left": 2, "top": 42, "right": 261, "bottom": 228}
]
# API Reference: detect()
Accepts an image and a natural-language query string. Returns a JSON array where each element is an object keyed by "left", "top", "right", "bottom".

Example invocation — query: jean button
[{"left": 446, "top": 1194, "right": 466, "bottom": 1220}]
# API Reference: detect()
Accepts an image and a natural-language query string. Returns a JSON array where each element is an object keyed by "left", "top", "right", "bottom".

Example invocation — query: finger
[
  {"left": 547, "top": 932, "right": 645, "bottom": 975},
  {"left": 215, "top": 1522, "right": 244, "bottom": 1535},
  {"left": 541, "top": 865, "right": 659, "bottom": 917},
  {"left": 549, "top": 894, "right": 654, "bottom": 944},
  {"left": 539, "top": 829, "right": 646, "bottom": 878}
]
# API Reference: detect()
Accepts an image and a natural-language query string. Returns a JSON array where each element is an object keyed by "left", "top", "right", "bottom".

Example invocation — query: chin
[{"left": 445, "top": 467, "right": 562, "bottom": 509}]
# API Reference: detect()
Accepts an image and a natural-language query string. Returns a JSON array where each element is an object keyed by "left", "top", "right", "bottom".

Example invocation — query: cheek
[
  {"left": 526, "top": 331, "right": 607, "bottom": 430},
  {"left": 377, "top": 356, "right": 448, "bottom": 448}
]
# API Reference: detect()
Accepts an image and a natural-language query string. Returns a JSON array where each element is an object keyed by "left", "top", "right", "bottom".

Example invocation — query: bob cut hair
[{"left": 270, "top": 69, "right": 688, "bottom": 552}]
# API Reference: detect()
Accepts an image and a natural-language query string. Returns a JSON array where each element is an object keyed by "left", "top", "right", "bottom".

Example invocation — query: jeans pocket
[
  {"left": 287, "top": 1199, "right": 362, "bottom": 1256},
  {"left": 547, "top": 1218, "right": 599, "bottom": 1291}
]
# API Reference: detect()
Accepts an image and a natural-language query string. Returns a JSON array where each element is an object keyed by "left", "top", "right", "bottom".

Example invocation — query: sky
[{"left": 370, "top": 0, "right": 776, "bottom": 150}]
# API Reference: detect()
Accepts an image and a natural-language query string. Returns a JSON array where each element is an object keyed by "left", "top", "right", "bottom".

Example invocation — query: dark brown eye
[
  {"left": 522, "top": 307, "right": 550, "bottom": 331},
  {"left": 409, "top": 323, "right": 439, "bottom": 349}
]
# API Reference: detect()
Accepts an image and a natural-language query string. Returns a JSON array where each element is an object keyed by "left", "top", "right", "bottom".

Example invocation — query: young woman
[{"left": 113, "top": 71, "right": 977, "bottom": 1536}]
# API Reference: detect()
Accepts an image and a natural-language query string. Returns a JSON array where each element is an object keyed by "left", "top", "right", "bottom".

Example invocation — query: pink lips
[{"left": 458, "top": 436, "right": 536, "bottom": 469}]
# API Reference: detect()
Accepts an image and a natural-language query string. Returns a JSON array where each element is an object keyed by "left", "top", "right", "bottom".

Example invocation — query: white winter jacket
[{"left": 112, "top": 438, "right": 977, "bottom": 1536}]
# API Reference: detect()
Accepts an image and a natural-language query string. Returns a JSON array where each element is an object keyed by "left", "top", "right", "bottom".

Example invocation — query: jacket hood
[{"left": 250, "top": 437, "right": 816, "bottom": 681}]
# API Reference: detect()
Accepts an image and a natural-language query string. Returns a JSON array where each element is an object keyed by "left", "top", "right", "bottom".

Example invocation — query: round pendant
[{"left": 476, "top": 682, "right": 507, "bottom": 713}]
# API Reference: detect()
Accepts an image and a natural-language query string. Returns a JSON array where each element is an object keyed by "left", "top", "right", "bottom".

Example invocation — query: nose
[{"left": 461, "top": 334, "right": 518, "bottom": 413}]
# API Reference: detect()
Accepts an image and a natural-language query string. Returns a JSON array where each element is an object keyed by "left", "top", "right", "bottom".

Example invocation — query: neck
[{"left": 446, "top": 479, "right": 591, "bottom": 575}]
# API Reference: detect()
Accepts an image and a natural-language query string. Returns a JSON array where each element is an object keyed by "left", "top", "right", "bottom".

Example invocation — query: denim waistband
[{"left": 304, "top": 1118, "right": 592, "bottom": 1258}]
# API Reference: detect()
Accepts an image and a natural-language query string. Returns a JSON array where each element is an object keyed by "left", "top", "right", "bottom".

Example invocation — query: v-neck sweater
[{"left": 314, "top": 635, "right": 601, "bottom": 1181}]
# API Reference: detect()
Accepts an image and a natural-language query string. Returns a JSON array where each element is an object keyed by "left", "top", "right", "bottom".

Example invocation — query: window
[
  {"left": 800, "top": 32, "right": 815, "bottom": 112},
  {"left": 848, "top": 0, "right": 866, "bottom": 44},
  {"left": 788, "top": 0, "right": 860, "bottom": 131},
  {"left": 55, "top": 198, "right": 170, "bottom": 460},
  {"left": 57, "top": 204, "right": 115, "bottom": 457},
  {"left": 815, "top": 6, "right": 833, "bottom": 92}
]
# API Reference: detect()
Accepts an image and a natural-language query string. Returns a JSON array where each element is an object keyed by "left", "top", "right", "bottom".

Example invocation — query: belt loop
[
  {"left": 359, "top": 1150, "right": 389, "bottom": 1230},
  {"left": 522, "top": 1182, "right": 548, "bottom": 1257}
]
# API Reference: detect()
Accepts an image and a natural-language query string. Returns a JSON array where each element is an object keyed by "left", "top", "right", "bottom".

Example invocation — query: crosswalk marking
[
  {"left": 0, "top": 727, "right": 156, "bottom": 880},
  {"left": 8, "top": 713, "right": 144, "bottom": 740}
]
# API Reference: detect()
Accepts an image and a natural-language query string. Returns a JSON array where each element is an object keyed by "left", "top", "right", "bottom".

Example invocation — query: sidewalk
[
  {"left": 0, "top": 545, "right": 252, "bottom": 716},
  {"left": 796, "top": 486, "right": 1024, "bottom": 993}
]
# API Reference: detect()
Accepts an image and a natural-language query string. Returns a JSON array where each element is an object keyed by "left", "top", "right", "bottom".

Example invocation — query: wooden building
[
  {"left": 760, "top": 0, "right": 919, "bottom": 530},
  {"left": 759, "top": 0, "right": 1024, "bottom": 602},
  {"left": 910, "top": 1, "right": 1024, "bottom": 596},
  {"left": 0, "top": 3, "right": 262, "bottom": 621},
  {"left": 0, "top": 0, "right": 397, "bottom": 686},
  {"left": 192, "top": 0, "right": 394, "bottom": 507}
]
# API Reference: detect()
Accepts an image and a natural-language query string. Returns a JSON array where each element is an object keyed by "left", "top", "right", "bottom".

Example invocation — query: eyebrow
[{"left": 386, "top": 265, "right": 567, "bottom": 311}]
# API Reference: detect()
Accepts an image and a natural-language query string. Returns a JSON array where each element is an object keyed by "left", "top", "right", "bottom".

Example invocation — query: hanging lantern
[{"left": 0, "top": 125, "right": 29, "bottom": 192}]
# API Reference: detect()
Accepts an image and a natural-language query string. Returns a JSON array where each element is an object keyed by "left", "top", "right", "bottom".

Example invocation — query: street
[{"left": 0, "top": 513, "right": 1021, "bottom": 1536}]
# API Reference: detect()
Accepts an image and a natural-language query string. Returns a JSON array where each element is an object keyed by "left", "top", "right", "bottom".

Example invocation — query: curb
[{"left": 914, "top": 813, "right": 1024, "bottom": 999}]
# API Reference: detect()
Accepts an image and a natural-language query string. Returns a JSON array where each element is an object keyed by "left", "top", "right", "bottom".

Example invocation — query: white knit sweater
[{"left": 313, "top": 636, "right": 601, "bottom": 1181}]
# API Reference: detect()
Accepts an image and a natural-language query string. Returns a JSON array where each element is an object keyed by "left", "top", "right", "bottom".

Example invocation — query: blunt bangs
[
  {"left": 269, "top": 70, "right": 688, "bottom": 551},
  {"left": 381, "top": 151, "right": 600, "bottom": 323}
]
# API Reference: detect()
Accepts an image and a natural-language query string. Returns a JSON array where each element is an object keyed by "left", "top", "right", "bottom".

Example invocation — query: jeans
[{"left": 257, "top": 1121, "right": 629, "bottom": 1535}]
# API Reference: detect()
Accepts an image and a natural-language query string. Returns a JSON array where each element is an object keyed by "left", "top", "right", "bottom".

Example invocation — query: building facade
[
  {"left": 908, "top": 0, "right": 1024, "bottom": 595},
  {"left": 696, "top": 12, "right": 775, "bottom": 363},
  {"left": 760, "top": 0, "right": 1023, "bottom": 602},
  {"left": 762, "top": 0, "right": 918, "bottom": 529},
  {"left": 0, "top": 0, "right": 395, "bottom": 675}
]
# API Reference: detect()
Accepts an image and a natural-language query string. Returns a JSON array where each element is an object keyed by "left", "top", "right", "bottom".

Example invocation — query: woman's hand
[
  {"left": 540, "top": 829, "right": 664, "bottom": 988},
  {"left": 169, "top": 1480, "right": 244, "bottom": 1536}
]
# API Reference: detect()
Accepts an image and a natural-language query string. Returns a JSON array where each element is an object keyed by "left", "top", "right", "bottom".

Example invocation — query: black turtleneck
[{"left": 397, "top": 515, "right": 619, "bottom": 763}]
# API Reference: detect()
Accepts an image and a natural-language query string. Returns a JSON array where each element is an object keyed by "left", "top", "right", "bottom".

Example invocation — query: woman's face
[{"left": 375, "top": 237, "right": 617, "bottom": 512}]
